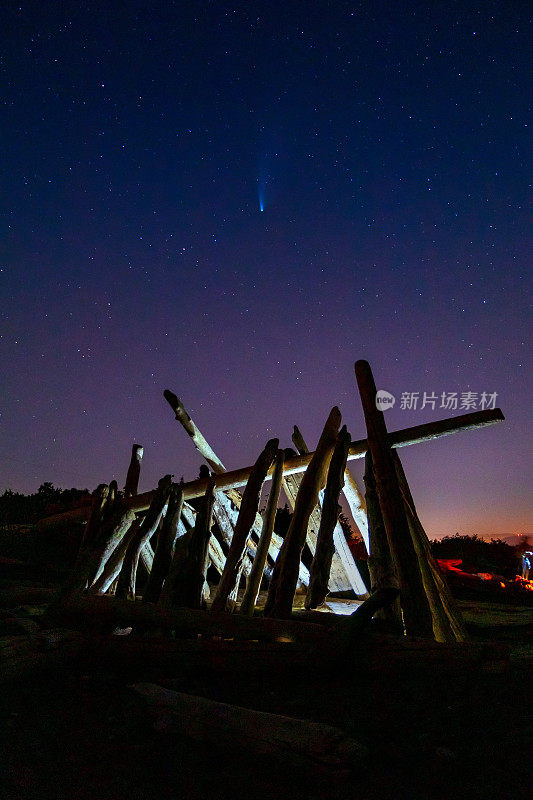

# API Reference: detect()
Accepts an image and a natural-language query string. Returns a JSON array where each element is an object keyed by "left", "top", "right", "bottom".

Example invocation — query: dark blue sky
[{"left": 1, "top": 1, "right": 531, "bottom": 539}]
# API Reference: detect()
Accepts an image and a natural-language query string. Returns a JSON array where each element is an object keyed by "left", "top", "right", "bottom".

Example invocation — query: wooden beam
[
  {"left": 116, "top": 475, "right": 172, "bottom": 600},
  {"left": 306, "top": 426, "right": 352, "bottom": 609},
  {"left": 240, "top": 449, "right": 285, "bottom": 616},
  {"left": 291, "top": 428, "right": 368, "bottom": 596},
  {"left": 143, "top": 484, "right": 184, "bottom": 605},
  {"left": 165, "top": 392, "right": 305, "bottom": 585},
  {"left": 37, "top": 407, "right": 505, "bottom": 529},
  {"left": 124, "top": 444, "right": 143, "bottom": 498},
  {"left": 265, "top": 408, "right": 340, "bottom": 619},
  {"left": 363, "top": 451, "right": 403, "bottom": 629},
  {"left": 355, "top": 360, "right": 433, "bottom": 637},
  {"left": 211, "top": 439, "right": 279, "bottom": 613}
]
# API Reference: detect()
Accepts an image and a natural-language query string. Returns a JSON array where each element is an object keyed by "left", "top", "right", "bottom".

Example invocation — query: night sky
[{"left": 1, "top": 1, "right": 531, "bottom": 540}]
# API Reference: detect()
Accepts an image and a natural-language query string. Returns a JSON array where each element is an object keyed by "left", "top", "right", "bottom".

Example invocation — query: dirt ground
[{"left": 1, "top": 578, "right": 531, "bottom": 800}]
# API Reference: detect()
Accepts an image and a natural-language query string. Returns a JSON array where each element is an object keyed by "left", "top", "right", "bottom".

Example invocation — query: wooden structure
[{"left": 40, "top": 362, "right": 504, "bottom": 640}]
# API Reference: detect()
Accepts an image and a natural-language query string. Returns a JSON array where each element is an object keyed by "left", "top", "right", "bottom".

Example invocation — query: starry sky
[{"left": 1, "top": 1, "right": 531, "bottom": 539}]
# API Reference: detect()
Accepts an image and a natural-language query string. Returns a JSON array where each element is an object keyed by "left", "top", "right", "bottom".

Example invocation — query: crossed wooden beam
[{"left": 38, "top": 404, "right": 503, "bottom": 528}]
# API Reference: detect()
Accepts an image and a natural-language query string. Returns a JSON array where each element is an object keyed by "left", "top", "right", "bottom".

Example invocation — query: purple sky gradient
[{"left": 1, "top": 1, "right": 531, "bottom": 539}]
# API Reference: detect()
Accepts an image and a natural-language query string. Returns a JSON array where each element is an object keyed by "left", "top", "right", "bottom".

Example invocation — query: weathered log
[
  {"left": 240, "top": 449, "right": 285, "bottom": 616},
  {"left": 265, "top": 408, "right": 341, "bottom": 619},
  {"left": 46, "top": 594, "right": 330, "bottom": 643},
  {"left": 392, "top": 451, "right": 469, "bottom": 642},
  {"left": 341, "top": 468, "right": 369, "bottom": 553},
  {"left": 306, "top": 426, "right": 351, "bottom": 610},
  {"left": 181, "top": 501, "right": 226, "bottom": 576},
  {"left": 143, "top": 485, "right": 184, "bottom": 604},
  {"left": 133, "top": 683, "right": 367, "bottom": 771},
  {"left": 116, "top": 475, "right": 172, "bottom": 600},
  {"left": 211, "top": 439, "right": 279, "bottom": 613},
  {"left": 282, "top": 452, "right": 349, "bottom": 592},
  {"left": 57, "top": 503, "right": 136, "bottom": 601},
  {"left": 37, "top": 407, "right": 504, "bottom": 530},
  {"left": 124, "top": 443, "right": 144, "bottom": 498},
  {"left": 363, "top": 451, "right": 403, "bottom": 629},
  {"left": 88, "top": 519, "right": 139, "bottom": 594},
  {"left": 354, "top": 361, "right": 434, "bottom": 638},
  {"left": 212, "top": 494, "right": 253, "bottom": 577},
  {"left": 86, "top": 507, "right": 137, "bottom": 589},
  {"left": 165, "top": 391, "right": 297, "bottom": 584},
  {"left": 160, "top": 479, "right": 216, "bottom": 610},
  {"left": 291, "top": 429, "right": 368, "bottom": 595},
  {"left": 164, "top": 390, "right": 226, "bottom": 473},
  {"left": 330, "top": 587, "right": 401, "bottom": 657}
]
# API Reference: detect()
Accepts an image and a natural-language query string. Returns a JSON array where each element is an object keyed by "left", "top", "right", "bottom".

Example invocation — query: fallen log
[
  {"left": 354, "top": 360, "right": 433, "bottom": 638},
  {"left": 132, "top": 682, "right": 368, "bottom": 772},
  {"left": 70, "top": 627, "right": 509, "bottom": 688},
  {"left": 45, "top": 594, "right": 330, "bottom": 643},
  {"left": 306, "top": 426, "right": 351, "bottom": 610},
  {"left": 265, "top": 408, "right": 341, "bottom": 619},
  {"left": 37, "top": 408, "right": 504, "bottom": 529},
  {"left": 211, "top": 438, "right": 279, "bottom": 613}
]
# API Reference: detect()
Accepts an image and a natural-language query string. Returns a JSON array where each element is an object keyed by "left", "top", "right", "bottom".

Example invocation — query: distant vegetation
[
  {"left": 0, "top": 486, "right": 520, "bottom": 577},
  {"left": 430, "top": 534, "right": 518, "bottom": 577},
  {"left": 0, "top": 482, "right": 90, "bottom": 527}
]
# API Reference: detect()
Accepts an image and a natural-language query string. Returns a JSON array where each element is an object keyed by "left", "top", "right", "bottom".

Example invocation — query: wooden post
[
  {"left": 290, "top": 428, "right": 368, "bottom": 596},
  {"left": 163, "top": 391, "right": 306, "bottom": 586},
  {"left": 392, "top": 451, "right": 469, "bottom": 642},
  {"left": 363, "top": 452, "right": 403, "bottom": 628},
  {"left": 124, "top": 444, "right": 144, "bottom": 498},
  {"left": 116, "top": 475, "right": 172, "bottom": 600},
  {"left": 211, "top": 439, "right": 279, "bottom": 613},
  {"left": 341, "top": 469, "right": 369, "bottom": 553},
  {"left": 161, "top": 479, "right": 216, "bottom": 610},
  {"left": 57, "top": 502, "right": 136, "bottom": 601},
  {"left": 265, "top": 408, "right": 341, "bottom": 619},
  {"left": 306, "top": 426, "right": 351, "bottom": 609},
  {"left": 79, "top": 484, "right": 109, "bottom": 550},
  {"left": 240, "top": 449, "right": 285, "bottom": 616},
  {"left": 354, "top": 360, "right": 433, "bottom": 637},
  {"left": 143, "top": 484, "right": 184, "bottom": 604},
  {"left": 164, "top": 390, "right": 226, "bottom": 473},
  {"left": 212, "top": 494, "right": 253, "bottom": 578}
]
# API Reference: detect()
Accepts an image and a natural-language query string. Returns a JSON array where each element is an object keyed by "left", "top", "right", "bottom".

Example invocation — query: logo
[{"left": 375, "top": 389, "right": 396, "bottom": 411}]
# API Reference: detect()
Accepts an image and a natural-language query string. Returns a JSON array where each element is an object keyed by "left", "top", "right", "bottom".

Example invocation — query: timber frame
[{"left": 41, "top": 361, "right": 504, "bottom": 638}]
